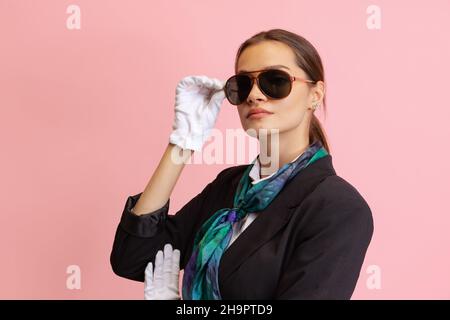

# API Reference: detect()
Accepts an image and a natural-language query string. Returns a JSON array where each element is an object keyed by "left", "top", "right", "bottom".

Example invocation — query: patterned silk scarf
[{"left": 182, "top": 140, "right": 328, "bottom": 300}]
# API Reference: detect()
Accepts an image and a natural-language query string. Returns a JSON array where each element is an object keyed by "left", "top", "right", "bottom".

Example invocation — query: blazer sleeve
[
  {"left": 110, "top": 169, "right": 226, "bottom": 282},
  {"left": 274, "top": 188, "right": 374, "bottom": 300}
]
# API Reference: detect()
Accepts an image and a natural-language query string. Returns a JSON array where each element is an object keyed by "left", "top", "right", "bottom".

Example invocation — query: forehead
[{"left": 237, "top": 41, "right": 300, "bottom": 74}]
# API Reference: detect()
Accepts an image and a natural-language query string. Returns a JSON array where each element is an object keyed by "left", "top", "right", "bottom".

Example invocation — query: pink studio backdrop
[{"left": 0, "top": 0, "right": 449, "bottom": 299}]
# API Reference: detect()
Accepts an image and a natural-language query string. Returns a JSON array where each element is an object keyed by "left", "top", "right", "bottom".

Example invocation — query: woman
[{"left": 110, "top": 28, "right": 374, "bottom": 300}]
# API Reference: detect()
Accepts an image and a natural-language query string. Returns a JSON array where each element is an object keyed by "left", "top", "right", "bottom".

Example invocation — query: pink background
[{"left": 1, "top": 0, "right": 449, "bottom": 299}]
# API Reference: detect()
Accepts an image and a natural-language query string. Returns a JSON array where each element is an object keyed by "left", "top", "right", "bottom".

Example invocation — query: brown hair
[{"left": 234, "top": 28, "right": 330, "bottom": 153}]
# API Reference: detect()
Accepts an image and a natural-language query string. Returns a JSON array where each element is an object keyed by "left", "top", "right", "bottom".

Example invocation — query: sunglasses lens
[
  {"left": 259, "top": 70, "right": 291, "bottom": 99},
  {"left": 225, "top": 75, "right": 252, "bottom": 105}
]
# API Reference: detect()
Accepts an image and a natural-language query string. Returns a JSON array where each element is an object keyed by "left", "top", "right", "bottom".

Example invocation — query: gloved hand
[
  {"left": 144, "top": 243, "right": 181, "bottom": 300},
  {"left": 169, "top": 75, "right": 226, "bottom": 152}
]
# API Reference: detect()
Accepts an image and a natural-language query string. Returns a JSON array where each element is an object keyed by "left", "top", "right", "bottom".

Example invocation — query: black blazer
[{"left": 110, "top": 154, "right": 374, "bottom": 299}]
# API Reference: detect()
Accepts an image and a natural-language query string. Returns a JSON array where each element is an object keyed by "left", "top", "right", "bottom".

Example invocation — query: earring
[{"left": 310, "top": 102, "right": 319, "bottom": 111}]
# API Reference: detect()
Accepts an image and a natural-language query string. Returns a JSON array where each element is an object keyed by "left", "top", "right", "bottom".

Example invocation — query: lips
[{"left": 247, "top": 108, "right": 274, "bottom": 118}]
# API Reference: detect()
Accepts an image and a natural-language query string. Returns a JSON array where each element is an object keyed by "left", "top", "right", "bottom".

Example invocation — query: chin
[{"left": 243, "top": 123, "right": 281, "bottom": 138}]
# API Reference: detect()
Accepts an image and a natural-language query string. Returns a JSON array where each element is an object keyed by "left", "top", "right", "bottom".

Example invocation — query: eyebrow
[{"left": 237, "top": 65, "right": 291, "bottom": 74}]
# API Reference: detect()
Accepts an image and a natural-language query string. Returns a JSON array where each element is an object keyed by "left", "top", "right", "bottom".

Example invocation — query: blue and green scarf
[{"left": 182, "top": 140, "right": 328, "bottom": 300}]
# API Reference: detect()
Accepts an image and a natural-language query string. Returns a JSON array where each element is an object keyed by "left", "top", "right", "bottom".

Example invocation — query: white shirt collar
[{"left": 249, "top": 150, "right": 305, "bottom": 185}]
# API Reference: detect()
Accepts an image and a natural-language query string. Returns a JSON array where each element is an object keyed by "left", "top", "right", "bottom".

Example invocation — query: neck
[{"left": 258, "top": 129, "right": 310, "bottom": 179}]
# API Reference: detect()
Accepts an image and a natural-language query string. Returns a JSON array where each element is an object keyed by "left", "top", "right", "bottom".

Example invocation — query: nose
[{"left": 246, "top": 77, "right": 267, "bottom": 104}]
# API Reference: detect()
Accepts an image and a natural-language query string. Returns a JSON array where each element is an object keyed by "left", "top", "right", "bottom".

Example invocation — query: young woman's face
[{"left": 235, "top": 41, "right": 321, "bottom": 138}]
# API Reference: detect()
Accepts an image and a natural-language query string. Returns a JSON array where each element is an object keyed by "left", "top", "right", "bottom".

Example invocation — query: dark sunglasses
[{"left": 224, "top": 68, "right": 316, "bottom": 105}]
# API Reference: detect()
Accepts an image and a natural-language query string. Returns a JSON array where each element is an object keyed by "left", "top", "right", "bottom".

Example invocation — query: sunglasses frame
[{"left": 225, "top": 68, "right": 317, "bottom": 105}]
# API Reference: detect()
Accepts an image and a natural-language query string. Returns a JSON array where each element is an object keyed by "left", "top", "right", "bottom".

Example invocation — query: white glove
[
  {"left": 144, "top": 243, "right": 181, "bottom": 300},
  {"left": 169, "top": 75, "right": 226, "bottom": 152}
]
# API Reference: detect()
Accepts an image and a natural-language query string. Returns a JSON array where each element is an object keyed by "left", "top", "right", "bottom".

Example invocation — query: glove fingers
[
  {"left": 163, "top": 244, "right": 173, "bottom": 287},
  {"left": 202, "top": 89, "right": 226, "bottom": 129},
  {"left": 195, "top": 76, "right": 225, "bottom": 91},
  {"left": 177, "top": 75, "right": 225, "bottom": 92},
  {"left": 144, "top": 262, "right": 154, "bottom": 299},
  {"left": 153, "top": 250, "right": 164, "bottom": 290},
  {"left": 169, "top": 249, "right": 180, "bottom": 293},
  {"left": 144, "top": 261, "right": 153, "bottom": 285},
  {"left": 211, "top": 88, "right": 226, "bottom": 102},
  {"left": 172, "top": 249, "right": 180, "bottom": 277}
]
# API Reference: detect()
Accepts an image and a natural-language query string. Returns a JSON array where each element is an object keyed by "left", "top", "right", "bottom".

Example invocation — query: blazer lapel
[{"left": 218, "top": 154, "right": 337, "bottom": 284}]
